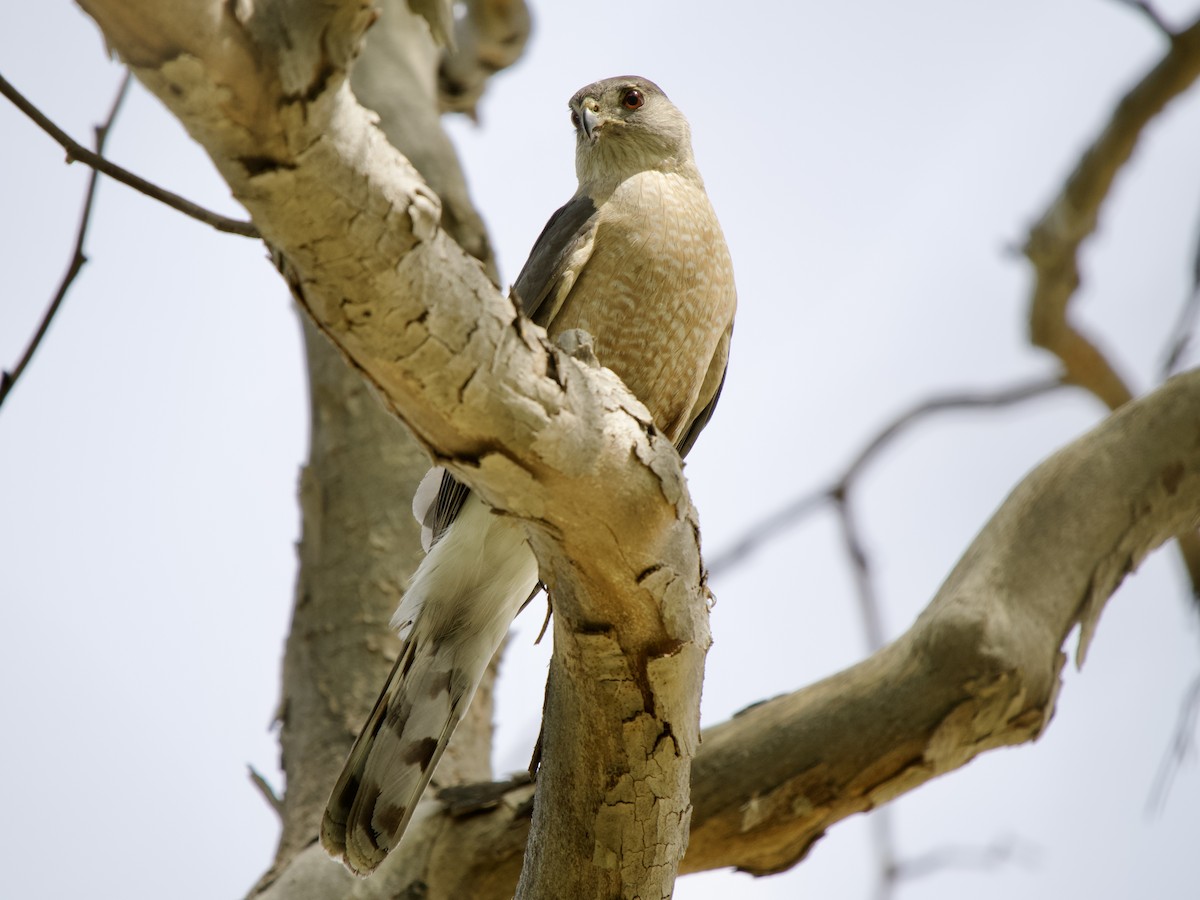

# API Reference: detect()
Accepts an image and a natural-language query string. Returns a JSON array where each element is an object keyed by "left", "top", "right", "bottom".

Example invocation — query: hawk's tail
[{"left": 320, "top": 494, "right": 539, "bottom": 874}]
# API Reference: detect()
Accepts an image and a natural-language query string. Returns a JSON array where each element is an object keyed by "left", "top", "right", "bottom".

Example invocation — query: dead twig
[
  {"left": 707, "top": 376, "right": 1066, "bottom": 576},
  {"left": 1113, "top": 0, "right": 1178, "bottom": 38},
  {"left": 0, "top": 70, "right": 259, "bottom": 238},
  {"left": 1161, "top": 287, "right": 1200, "bottom": 377},
  {"left": 1160, "top": 214, "right": 1200, "bottom": 377},
  {"left": 892, "top": 834, "right": 1038, "bottom": 882},
  {"left": 248, "top": 765, "right": 285, "bottom": 820},
  {"left": 1, "top": 72, "right": 130, "bottom": 410},
  {"left": 832, "top": 490, "right": 885, "bottom": 653},
  {"left": 1147, "top": 671, "right": 1200, "bottom": 815}
]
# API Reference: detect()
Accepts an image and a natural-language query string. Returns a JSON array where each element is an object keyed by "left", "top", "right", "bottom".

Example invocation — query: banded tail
[{"left": 321, "top": 489, "right": 538, "bottom": 874}]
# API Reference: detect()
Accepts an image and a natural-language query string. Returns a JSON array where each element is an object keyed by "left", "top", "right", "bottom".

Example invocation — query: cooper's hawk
[{"left": 321, "top": 75, "right": 737, "bottom": 874}]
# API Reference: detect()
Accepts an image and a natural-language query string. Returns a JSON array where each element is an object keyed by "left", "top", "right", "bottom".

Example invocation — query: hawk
[{"left": 322, "top": 75, "right": 737, "bottom": 874}]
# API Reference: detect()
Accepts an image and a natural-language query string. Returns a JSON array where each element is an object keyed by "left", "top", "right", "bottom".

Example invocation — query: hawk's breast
[{"left": 547, "top": 170, "right": 736, "bottom": 443}]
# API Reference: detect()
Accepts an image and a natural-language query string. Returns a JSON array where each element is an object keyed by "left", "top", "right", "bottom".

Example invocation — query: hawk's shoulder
[{"left": 511, "top": 194, "right": 599, "bottom": 325}]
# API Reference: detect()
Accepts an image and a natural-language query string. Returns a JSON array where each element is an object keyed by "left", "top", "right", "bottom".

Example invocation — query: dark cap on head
[{"left": 570, "top": 76, "right": 668, "bottom": 107}]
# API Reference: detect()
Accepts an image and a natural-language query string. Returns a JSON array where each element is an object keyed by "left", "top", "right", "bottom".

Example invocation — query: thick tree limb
[
  {"left": 352, "top": 0, "right": 502, "bottom": 276},
  {"left": 264, "top": 2, "right": 515, "bottom": 883},
  {"left": 687, "top": 369, "right": 1200, "bottom": 872}
]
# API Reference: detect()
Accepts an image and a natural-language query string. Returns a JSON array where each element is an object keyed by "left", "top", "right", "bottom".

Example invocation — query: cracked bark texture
[
  {"left": 268, "top": 0, "right": 514, "bottom": 890},
  {"left": 72, "top": 1, "right": 1200, "bottom": 898}
]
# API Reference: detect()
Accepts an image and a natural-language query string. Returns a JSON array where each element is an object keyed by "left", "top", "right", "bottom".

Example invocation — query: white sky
[{"left": 2, "top": 2, "right": 1199, "bottom": 898}]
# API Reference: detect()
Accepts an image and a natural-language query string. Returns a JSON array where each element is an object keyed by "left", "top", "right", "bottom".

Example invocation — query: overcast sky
[{"left": 2, "top": 2, "right": 1200, "bottom": 898}]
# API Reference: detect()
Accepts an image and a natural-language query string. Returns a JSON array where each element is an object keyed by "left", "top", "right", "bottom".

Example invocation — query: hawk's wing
[
  {"left": 674, "top": 322, "right": 732, "bottom": 459},
  {"left": 512, "top": 193, "right": 600, "bottom": 325},
  {"left": 413, "top": 467, "right": 472, "bottom": 551}
]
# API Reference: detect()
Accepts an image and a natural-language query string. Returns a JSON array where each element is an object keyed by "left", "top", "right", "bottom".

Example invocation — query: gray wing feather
[
  {"left": 676, "top": 365, "right": 727, "bottom": 459},
  {"left": 676, "top": 323, "right": 733, "bottom": 459},
  {"left": 512, "top": 194, "right": 599, "bottom": 323},
  {"left": 417, "top": 472, "right": 472, "bottom": 549}
]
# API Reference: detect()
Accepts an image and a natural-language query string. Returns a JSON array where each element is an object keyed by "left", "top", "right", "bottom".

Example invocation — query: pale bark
[
  {"left": 72, "top": 2, "right": 1200, "bottom": 898},
  {"left": 269, "top": 0, "right": 514, "bottom": 889},
  {"left": 437, "top": 0, "right": 532, "bottom": 117}
]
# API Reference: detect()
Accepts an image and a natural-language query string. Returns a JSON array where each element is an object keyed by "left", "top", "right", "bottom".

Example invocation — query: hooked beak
[{"left": 580, "top": 104, "right": 602, "bottom": 141}]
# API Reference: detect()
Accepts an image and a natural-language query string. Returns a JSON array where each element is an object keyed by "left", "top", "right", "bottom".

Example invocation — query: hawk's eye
[
  {"left": 570, "top": 110, "right": 580, "bottom": 129},
  {"left": 621, "top": 89, "right": 644, "bottom": 110}
]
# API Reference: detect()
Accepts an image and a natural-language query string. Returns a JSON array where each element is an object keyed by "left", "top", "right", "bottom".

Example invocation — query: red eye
[
  {"left": 621, "top": 89, "right": 644, "bottom": 110},
  {"left": 570, "top": 110, "right": 580, "bottom": 128}
]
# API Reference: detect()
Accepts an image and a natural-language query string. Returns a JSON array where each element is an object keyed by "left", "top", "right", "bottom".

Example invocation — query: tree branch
[
  {"left": 1162, "top": 288, "right": 1200, "bottom": 377},
  {"left": 262, "top": 2, "right": 517, "bottom": 881},
  {"left": 687, "top": 369, "right": 1200, "bottom": 874},
  {"left": 0, "top": 71, "right": 131, "bottom": 410},
  {"left": 0, "top": 70, "right": 258, "bottom": 238},
  {"left": 1160, "top": 212, "right": 1200, "bottom": 377},
  {"left": 708, "top": 376, "right": 1066, "bottom": 575},
  {"left": 437, "top": 0, "right": 532, "bottom": 118},
  {"left": 890, "top": 834, "right": 1035, "bottom": 882},
  {"left": 1112, "top": 0, "right": 1178, "bottom": 38},
  {"left": 1146, "top": 670, "right": 1200, "bottom": 814},
  {"left": 1024, "top": 14, "right": 1200, "bottom": 406},
  {"left": 248, "top": 765, "right": 285, "bottom": 820},
  {"left": 1022, "top": 13, "right": 1200, "bottom": 596}
]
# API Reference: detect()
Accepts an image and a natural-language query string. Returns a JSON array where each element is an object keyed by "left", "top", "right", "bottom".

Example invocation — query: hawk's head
[{"left": 569, "top": 76, "right": 696, "bottom": 185}]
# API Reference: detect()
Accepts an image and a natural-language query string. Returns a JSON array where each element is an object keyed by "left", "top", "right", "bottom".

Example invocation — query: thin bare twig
[
  {"left": 832, "top": 491, "right": 885, "bottom": 654},
  {"left": 0, "top": 70, "right": 259, "bottom": 238},
  {"left": 706, "top": 489, "right": 830, "bottom": 576},
  {"left": 1, "top": 72, "right": 131, "bottom": 410},
  {"left": 1161, "top": 288, "right": 1200, "bottom": 377},
  {"left": 1160, "top": 214, "right": 1200, "bottom": 377},
  {"left": 833, "top": 458, "right": 895, "bottom": 900},
  {"left": 871, "top": 809, "right": 900, "bottom": 900},
  {"left": 1113, "top": 0, "right": 1177, "bottom": 38},
  {"left": 840, "top": 377, "right": 1066, "bottom": 487},
  {"left": 248, "top": 765, "right": 285, "bottom": 820},
  {"left": 892, "top": 834, "right": 1038, "bottom": 881},
  {"left": 1147, "top": 671, "right": 1200, "bottom": 814},
  {"left": 876, "top": 814, "right": 1034, "bottom": 898},
  {"left": 706, "top": 376, "right": 1066, "bottom": 576}
]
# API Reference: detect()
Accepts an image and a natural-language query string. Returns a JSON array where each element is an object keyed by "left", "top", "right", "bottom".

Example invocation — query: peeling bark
[{"left": 266, "top": 0, "right": 513, "bottom": 889}]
